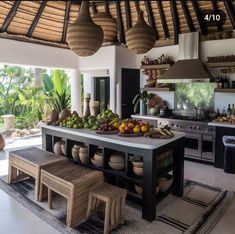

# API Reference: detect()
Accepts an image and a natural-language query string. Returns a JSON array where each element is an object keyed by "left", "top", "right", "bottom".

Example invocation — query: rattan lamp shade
[
  {"left": 0, "top": 134, "right": 5, "bottom": 151},
  {"left": 126, "top": 11, "right": 155, "bottom": 54},
  {"left": 67, "top": 1, "right": 103, "bottom": 57},
  {"left": 93, "top": 13, "right": 117, "bottom": 43}
]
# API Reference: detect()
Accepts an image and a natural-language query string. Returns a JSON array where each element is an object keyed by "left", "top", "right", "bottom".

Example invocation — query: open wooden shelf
[
  {"left": 214, "top": 88, "right": 235, "bottom": 93},
  {"left": 140, "top": 63, "right": 172, "bottom": 70},
  {"left": 140, "top": 87, "right": 175, "bottom": 92},
  {"left": 207, "top": 62, "right": 235, "bottom": 68}
]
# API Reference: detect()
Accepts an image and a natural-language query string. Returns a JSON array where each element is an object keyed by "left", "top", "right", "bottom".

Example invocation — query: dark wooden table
[{"left": 40, "top": 123, "right": 185, "bottom": 222}]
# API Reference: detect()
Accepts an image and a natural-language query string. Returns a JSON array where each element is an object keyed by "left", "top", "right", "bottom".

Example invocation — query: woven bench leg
[
  {"left": 104, "top": 200, "right": 111, "bottom": 234},
  {"left": 8, "top": 165, "right": 17, "bottom": 183},
  {"left": 120, "top": 195, "right": 126, "bottom": 224},
  {"left": 86, "top": 193, "right": 93, "bottom": 218},
  {"left": 35, "top": 171, "right": 40, "bottom": 201},
  {"left": 48, "top": 188, "right": 52, "bottom": 209},
  {"left": 115, "top": 197, "right": 121, "bottom": 225}
]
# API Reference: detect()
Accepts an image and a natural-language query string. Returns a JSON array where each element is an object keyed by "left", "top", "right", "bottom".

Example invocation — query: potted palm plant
[{"left": 132, "top": 91, "right": 155, "bottom": 115}]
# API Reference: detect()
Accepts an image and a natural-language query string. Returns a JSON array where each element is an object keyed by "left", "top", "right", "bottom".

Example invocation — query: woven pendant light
[
  {"left": 67, "top": 1, "right": 103, "bottom": 57},
  {"left": 0, "top": 134, "right": 5, "bottom": 151},
  {"left": 93, "top": 12, "right": 117, "bottom": 43},
  {"left": 126, "top": 11, "right": 155, "bottom": 54}
]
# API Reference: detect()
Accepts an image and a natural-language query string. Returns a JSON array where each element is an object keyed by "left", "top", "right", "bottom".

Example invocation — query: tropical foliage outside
[
  {"left": 0, "top": 64, "right": 71, "bottom": 130},
  {"left": 175, "top": 83, "right": 214, "bottom": 111}
]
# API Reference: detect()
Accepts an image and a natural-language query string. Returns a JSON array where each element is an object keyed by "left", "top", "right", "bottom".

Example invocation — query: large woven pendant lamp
[
  {"left": 67, "top": 1, "right": 103, "bottom": 56},
  {"left": 126, "top": 11, "right": 155, "bottom": 54},
  {"left": 93, "top": 12, "right": 117, "bottom": 43}
]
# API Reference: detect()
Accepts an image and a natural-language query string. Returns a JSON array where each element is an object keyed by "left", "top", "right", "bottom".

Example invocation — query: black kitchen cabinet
[{"left": 215, "top": 127, "right": 235, "bottom": 168}]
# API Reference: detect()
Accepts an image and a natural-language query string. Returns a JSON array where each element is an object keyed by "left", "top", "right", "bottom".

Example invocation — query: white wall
[
  {"left": 78, "top": 46, "right": 116, "bottom": 112},
  {"left": 115, "top": 46, "right": 137, "bottom": 114},
  {"left": 0, "top": 38, "right": 78, "bottom": 69}
]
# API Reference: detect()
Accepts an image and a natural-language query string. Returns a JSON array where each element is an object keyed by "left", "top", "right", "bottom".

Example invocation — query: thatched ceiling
[{"left": 0, "top": 1, "right": 235, "bottom": 49}]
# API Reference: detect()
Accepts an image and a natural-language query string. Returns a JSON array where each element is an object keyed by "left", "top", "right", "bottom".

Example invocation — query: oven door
[
  {"left": 184, "top": 133, "right": 202, "bottom": 159},
  {"left": 202, "top": 134, "right": 215, "bottom": 162}
]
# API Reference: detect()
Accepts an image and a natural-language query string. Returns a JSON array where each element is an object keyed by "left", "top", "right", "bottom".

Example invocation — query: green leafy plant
[
  {"left": 132, "top": 91, "right": 155, "bottom": 113},
  {"left": 129, "top": 155, "right": 143, "bottom": 162},
  {"left": 42, "top": 70, "right": 71, "bottom": 112}
]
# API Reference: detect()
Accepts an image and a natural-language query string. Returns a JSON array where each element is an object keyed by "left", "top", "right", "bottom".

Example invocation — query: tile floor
[{"left": 0, "top": 149, "right": 235, "bottom": 234}]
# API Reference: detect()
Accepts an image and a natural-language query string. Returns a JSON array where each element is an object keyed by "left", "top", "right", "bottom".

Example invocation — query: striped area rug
[{"left": 0, "top": 177, "right": 233, "bottom": 234}]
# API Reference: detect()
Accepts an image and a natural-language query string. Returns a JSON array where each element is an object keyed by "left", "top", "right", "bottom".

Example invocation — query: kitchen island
[
  {"left": 208, "top": 121, "right": 235, "bottom": 168},
  {"left": 40, "top": 122, "right": 185, "bottom": 222}
]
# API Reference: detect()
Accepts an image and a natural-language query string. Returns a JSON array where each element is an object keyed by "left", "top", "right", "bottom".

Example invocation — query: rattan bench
[
  {"left": 86, "top": 183, "right": 127, "bottom": 234},
  {"left": 8, "top": 147, "right": 67, "bottom": 201},
  {"left": 40, "top": 163, "right": 104, "bottom": 227}
]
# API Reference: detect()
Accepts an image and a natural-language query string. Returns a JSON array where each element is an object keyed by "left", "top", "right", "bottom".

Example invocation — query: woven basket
[
  {"left": 93, "top": 12, "right": 117, "bottom": 42},
  {"left": 67, "top": 1, "right": 103, "bottom": 56},
  {"left": 0, "top": 134, "right": 5, "bottom": 151},
  {"left": 126, "top": 10, "right": 155, "bottom": 54}
]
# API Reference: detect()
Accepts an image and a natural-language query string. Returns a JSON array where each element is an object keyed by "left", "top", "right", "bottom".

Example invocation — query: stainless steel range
[{"left": 156, "top": 117, "right": 216, "bottom": 163}]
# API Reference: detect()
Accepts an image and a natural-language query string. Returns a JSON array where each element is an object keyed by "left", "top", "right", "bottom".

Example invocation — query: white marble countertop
[
  {"left": 39, "top": 122, "right": 185, "bottom": 150},
  {"left": 208, "top": 121, "right": 235, "bottom": 129}
]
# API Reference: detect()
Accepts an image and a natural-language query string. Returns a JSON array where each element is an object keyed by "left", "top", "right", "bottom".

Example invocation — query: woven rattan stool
[
  {"left": 8, "top": 147, "right": 67, "bottom": 201},
  {"left": 86, "top": 183, "right": 127, "bottom": 234},
  {"left": 40, "top": 163, "right": 104, "bottom": 227}
]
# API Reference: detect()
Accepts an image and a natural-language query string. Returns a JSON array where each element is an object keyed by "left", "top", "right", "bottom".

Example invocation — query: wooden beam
[
  {"left": 62, "top": 1, "right": 71, "bottom": 43},
  {"left": 27, "top": 1, "right": 47, "bottom": 38},
  {"left": 135, "top": 1, "right": 140, "bottom": 15},
  {"left": 224, "top": 0, "right": 235, "bottom": 29},
  {"left": 156, "top": 0, "right": 169, "bottom": 39},
  {"left": 170, "top": 0, "right": 180, "bottom": 44},
  {"left": 116, "top": 0, "right": 125, "bottom": 44},
  {"left": 192, "top": 0, "right": 208, "bottom": 35},
  {"left": 145, "top": 0, "right": 158, "bottom": 39},
  {"left": 104, "top": 1, "right": 110, "bottom": 14},
  {"left": 91, "top": 2, "right": 97, "bottom": 15},
  {"left": 125, "top": 0, "right": 132, "bottom": 30},
  {"left": 212, "top": 0, "right": 223, "bottom": 31},
  {"left": 1, "top": 1, "right": 21, "bottom": 32},
  {"left": 180, "top": 1, "right": 195, "bottom": 32}
]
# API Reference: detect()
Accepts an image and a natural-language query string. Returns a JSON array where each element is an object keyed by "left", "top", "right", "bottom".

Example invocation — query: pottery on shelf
[
  {"left": 79, "top": 146, "right": 89, "bottom": 164},
  {"left": 71, "top": 144, "right": 80, "bottom": 161},
  {"left": 132, "top": 161, "right": 143, "bottom": 176},
  {"left": 53, "top": 141, "right": 63, "bottom": 155},
  {"left": 135, "top": 184, "right": 159, "bottom": 196},
  {"left": 0, "top": 134, "right": 5, "bottom": 151},
  {"left": 108, "top": 161, "right": 125, "bottom": 170},
  {"left": 158, "top": 174, "right": 173, "bottom": 192},
  {"left": 60, "top": 141, "right": 66, "bottom": 155},
  {"left": 109, "top": 154, "right": 125, "bottom": 164},
  {"left": 91, "top": 158, "right": 103, "bottom": 167}
]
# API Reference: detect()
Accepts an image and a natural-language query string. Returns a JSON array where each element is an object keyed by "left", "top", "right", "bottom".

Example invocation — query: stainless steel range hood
[{"left": 158, "top": 32, "right": 213, "bottom": 83}]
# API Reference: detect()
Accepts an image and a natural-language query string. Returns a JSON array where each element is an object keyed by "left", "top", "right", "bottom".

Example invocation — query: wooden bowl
[
  {"left": 91, "top": 158, "right": 103, "bottom": 167},
  {"left": 109, "top": 154, "right": 124, "bottom": 164},
  {"left": 133, "top": 166, "right": 143, "bottom": 176},
  {"left": 135, "top": 184, "right": 159, "bottom": 196},
  {"left": 132, "top": 162, "right": 143, "bottom": 168},
  {"left": 94, "top": 153, "right": 103, "bottom": 161},
  {"left": 108, "top": 161, "right": 125, "bottom": 170},
  {"left": 158, "top": 174, "right": 173, "bottom": 192}
]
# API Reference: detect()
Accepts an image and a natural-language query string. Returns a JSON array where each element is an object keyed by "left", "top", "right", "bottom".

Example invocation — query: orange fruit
[
  {"left": 121, "top": 122, "right": 127, "bottom": 128},
  {"left": 141, "top": 125, "right": 149, "bottom": 133},
  {"left": 133, "top": 127, "right": 140, "bottom": 133},
  {"left": 128, "top": 122, "right": 135, "bottom": 129},
  {"left": 119, "top": 125, "right": 125, "bottom": 131}
]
